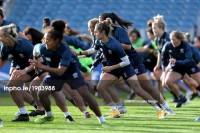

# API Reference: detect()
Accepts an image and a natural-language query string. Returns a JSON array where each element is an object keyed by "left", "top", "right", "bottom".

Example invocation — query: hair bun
[{"left": 153, "top": 14, "right": 164, "bottom": 23}]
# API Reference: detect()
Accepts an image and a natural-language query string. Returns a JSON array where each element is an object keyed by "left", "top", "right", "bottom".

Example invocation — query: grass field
[{"left": 0, "top": 93, "right": 200, "bottom": 133}]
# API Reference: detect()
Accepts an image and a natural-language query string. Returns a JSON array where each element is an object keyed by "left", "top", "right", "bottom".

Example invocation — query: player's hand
[
  {"left": 169, "top": 58, "right": 176, "bottom": 64},
  {"left": 102, "top": 66, "right": 112, "bottom": 73},
  {"left": 29, "top": 59, "right": 43, "bottom": 69},
  {"left": 12, "top": 70, "right": 26, "bottom": 78}
]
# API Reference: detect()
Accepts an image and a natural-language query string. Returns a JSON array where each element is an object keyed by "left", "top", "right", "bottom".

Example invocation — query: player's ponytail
[
  {"left": 99, "top": 12, "right": 133, "bottom": 30},
  {"left": 0, "top": 23, "right": 18, "bottom": 38}
]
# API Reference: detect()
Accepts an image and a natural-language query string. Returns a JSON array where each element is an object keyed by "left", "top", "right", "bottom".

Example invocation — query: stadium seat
[{"left": 5, "top": 0, "right": 200, "bottom": 40}]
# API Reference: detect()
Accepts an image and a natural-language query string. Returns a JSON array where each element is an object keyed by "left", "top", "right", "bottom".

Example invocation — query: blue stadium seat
[{"left": 6, "top": 0, "right": 200, "bottom": 40}]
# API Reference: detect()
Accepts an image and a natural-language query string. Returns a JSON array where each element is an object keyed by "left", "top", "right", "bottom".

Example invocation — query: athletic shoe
[
  {"left": 175, "top": 96, "right": 187, "bottom": 108},
  {"left": 84, "top": 112, "right": 92, "bottom": 118},
  {"left": 165, "top": 108, "right": 175, "bottom": 115},
  {"left": 12, "top": 114, "right": 29, "bottom": 122},
  {"left": 118, "top": 106, "right": 127, "bottom": 114},
  {"left": 35, "top": 115, "right": 54, "bottom": 124},
  {"left": 195, "top": 117, "right": 200, "bottom": 121},
  {"left": 107, "top": 110, "right": 120, "bottom": 118},
  {"left": 66, "top": 115, "right": 74, "bottom": 122},
  {"left": 190, "top": 93, "right": 199, "bottom": 100},
  {"left": 127, "top": 90, "right": 136, "bottom": 100},
  {"left": 171, "top": 98, "right": 179, "bottom": 103},
  {"left": 29, "top": 110, "right": 45, "bottom": 117},
  {"left": 156, "top": 110, "right": 165, "bottom": 119},
  {"left": 0, "top": 119, "right": 3, "bottom": 127}
]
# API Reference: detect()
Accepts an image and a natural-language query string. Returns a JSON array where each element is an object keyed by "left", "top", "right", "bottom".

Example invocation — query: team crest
[
  {"left": 123, "top": 72, "right": 127, "bottom": 78},
  {"left": 73, "top": 73, "right": 78, "bottom": 79},
  {"left": 191, "top": 68, "right": 196, "bottom": 72},
  {"left": 135, "top": 69, "right": 139, "bottom": 74},
  {"left": 19, "top": 53, "right": 25, "bottom": 58},
  {"left": 8, "top": 54, "right": 13, "bottom": 58},
  {"left": 180, "top": 49, "right": 184, "bottom": 53},
  {"left": 108, "top": 50, "right": 112, "bottom": 54},
  {"left": 45, "top": 57, "right": 51, "bottom": 62}
]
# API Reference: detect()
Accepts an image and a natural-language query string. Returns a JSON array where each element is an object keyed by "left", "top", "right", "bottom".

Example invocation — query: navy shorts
[
  {"left": 170, "top": 65, "right": 200, "bottom": 76},
  {"left": 108, "top": 65, "right": 135, "bottom": 80},
  {"left": 128, "top": 53, "right": 147, "bottom": 75},
  {"left": 42, "top": 63, "right": 86, "bottom": 91}
]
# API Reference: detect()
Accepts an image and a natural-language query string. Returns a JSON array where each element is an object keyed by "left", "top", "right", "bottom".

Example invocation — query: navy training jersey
[
  {"left": 191, "top": 46, "right": 200, "bottom": 64},
  {"left": 33, "top": 43, "right": 74, "bottom": 69},
  {"left": 155, "top": 32, "right": 170, "bottom": 53},
  {"left": 94, "top": 37, "right": 127, "bottom": 66},
  {"left": 112, "top": 27, "right": 141, "bottom": 58},
  {"left": 1, "top": 20, "right": 21, "bottom": 33},
  {"left": 63, "top": 36, "right": 86, "bottom": 50},
  {"left": 0, "top": 37, "right": 33, "bottom": 69},
  {"left": 162, "top": 41, "right": 196, "bottom": 67}
]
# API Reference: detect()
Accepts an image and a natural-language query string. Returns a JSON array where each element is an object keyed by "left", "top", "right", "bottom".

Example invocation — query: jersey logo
[
  {"left": 180, "top": 48, "right": 184, "bottom": 53},
  {"left": 19, "top": 53, "right": 25, "bottom": 58},
  {"left": 169, "top": 50, "right": 172, "bottom": 53},
  {"left": 45, "top": 57, "right": 51, "bottom": 62},
  {"left": 135, "top": 69, "right": 139, "bottom": 74},
  {"left": 108, "top": 50, "right": 112, "bottom": 54},
  {"left": 73, "top": 72, "right": 79, "bottom": 79},
  {"left": 8, "top": 54, "right": 13, "bottom": 58},
  {"left": 123, "top": 72, "right": 127, "bottom": 78},
  {"left": 191, "top": 68, "right": 196, "bottom": 72}
]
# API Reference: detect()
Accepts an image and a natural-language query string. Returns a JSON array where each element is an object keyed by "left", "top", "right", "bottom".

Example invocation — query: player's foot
[
  {"left": 12, "top": 114, "right": 29, "bottom": 122},
  {"left": 156, "top": 110, "right": 165, "bottom": 119},
  {"left": 127, "top": 90, "right": 136, "bottom": 100},
  {"left": 29, "top": 110, "right": 45, "bottom": 117},
  {"left": 175, "top": 96, "right": 187, "bottom": 108},
  {"left": 171, "top": 97, "right": 179, "bottom": 103},
  {"left": 190, "top": 93, "right": 199, "bottom": 100},
  {"left": 118, "top": 106, "right": 127, "bottom": 114},
  {"left": 66, "top": 115, "right": 74, "bottom": 122},
  {"left": 195, "top": 117, "right": 200, "bottom": 121},
  {"left": 0, "top": 119, "right": 3, "bottom": 127},
  {"left": 107, "top": 110, "right": 120, "bottom": 118},
  {"left": 165, "top": 108, "right": 175, "bottom": 115},
  {"left": 35, "top": 115, "right": 54, "bottom": 124},
  {"left": 84, "top": 112, "right": 92, "bottom": 118}
]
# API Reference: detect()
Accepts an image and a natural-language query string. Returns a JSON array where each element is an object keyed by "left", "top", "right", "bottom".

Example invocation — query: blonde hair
[
  {"left": 88, "top": 18, "right": 99, "bottom": 27},
  {"left": 0, "top": 23, "right": 18, "bottom": 38},
  {"left": 153, "top": 14, "right": 166, "bottom": 30},
  {"left": 183, "top": 32, "right": 190, "bottom": 42},
  {"left": 103, "top": 18, "right": 114, "bottom": 31},
  {"left": 170, "top": 30, "right": 184, "bottom": 41}
]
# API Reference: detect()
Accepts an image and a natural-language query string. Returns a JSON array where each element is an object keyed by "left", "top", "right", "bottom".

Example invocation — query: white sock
[
  {"left": 19, "top": 107, "right": 27, "bottom": 114},
  {"left": 63, "top": 111, "right": 70, "bottom": 117},
  {"left": 108, "top": 102, "right": 117, "bottom": 110},
  {"left": 82, "top": 110, "right": 87, "bottom": 114},
  {"left": 153, "top": 105, "right": 161, "bottom": 110},
  {"left": 46, "top": 111, "right": 53, "bottom": 117},
  {"left": 161, "top": 101, "right": 170, "bottom": 109},
  {"left": 97, "top": 115, "right": 106, "bottom": 123},
  {"left": 116, "top": 100, "right": 123, "bottom": 107}
]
